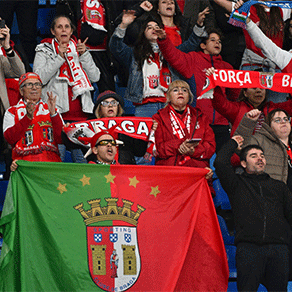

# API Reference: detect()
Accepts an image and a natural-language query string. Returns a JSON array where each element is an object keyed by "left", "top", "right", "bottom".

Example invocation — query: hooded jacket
[{"left": 157, "top": 37, "right": 240, "bottom": 125}]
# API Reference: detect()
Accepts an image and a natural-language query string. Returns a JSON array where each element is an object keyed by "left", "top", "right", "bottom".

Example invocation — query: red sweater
[
  {"left": 153, "top": 105, "right": 215, "bottom": 167},
  {"left": 212, "top": 86, "right": 292, "bottom": 137},
  {"left": 158, "top": 37, "right": 240, "bottom": 125}
]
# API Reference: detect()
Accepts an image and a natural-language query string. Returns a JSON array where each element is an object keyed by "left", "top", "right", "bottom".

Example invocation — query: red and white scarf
[
  {"left": 52, "top": 38, "right": 93, "bottom": 99},
  {"left": 81, "top": 0, "right": 107, "bottom": 32},
  {"left": 169, "top": 105, "right": 191, "bottom": 139},
  {"left": 142, "top": 51, "right": 171, "bottom": 98}
]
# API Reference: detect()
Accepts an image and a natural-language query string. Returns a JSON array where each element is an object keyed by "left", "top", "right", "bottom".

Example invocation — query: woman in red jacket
[
  {"left": 212, "top": 85, "right": 292, "bottom": 138},
  {"left": 153, "top": 80, "right": 215, "bottom": 170}
]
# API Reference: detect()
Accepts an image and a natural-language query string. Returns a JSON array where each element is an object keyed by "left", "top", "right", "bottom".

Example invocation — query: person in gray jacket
[
  {"left": 235, "top": 108, "right": 292, "bottom": 191},
  {"left": 33, "top": 15, "right": 100, "bottom": 163}
]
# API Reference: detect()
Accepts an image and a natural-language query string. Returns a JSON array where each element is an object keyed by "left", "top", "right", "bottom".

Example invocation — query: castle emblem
[
  {"left": 74, "top": 198, "right": 145, "bottom": 291},
  {"left": 260, "top": 72, "right": 274, "bottom": 89}
]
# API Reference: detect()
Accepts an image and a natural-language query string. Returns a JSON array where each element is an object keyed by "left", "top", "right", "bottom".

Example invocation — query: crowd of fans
[{"left": 2, "top": 0, "right": 292, "bottom": 289}]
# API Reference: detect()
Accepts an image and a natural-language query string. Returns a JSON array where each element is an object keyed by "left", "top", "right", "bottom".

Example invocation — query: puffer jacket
[{"left": 33, "top": 38, "right": 100, "bottom": 114}]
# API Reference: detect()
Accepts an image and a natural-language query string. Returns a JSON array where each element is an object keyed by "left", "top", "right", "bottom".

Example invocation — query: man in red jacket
[
  {"left": 155, "top": 27, "right": 240, "bottom": 151},
  {"left": 4, "top": 72, "right": 63, "bottom": 169}
]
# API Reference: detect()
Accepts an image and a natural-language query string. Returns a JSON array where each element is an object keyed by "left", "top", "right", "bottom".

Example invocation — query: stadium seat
[
  {"left": 213, "top": 178, "right": 232, "bottom": 210},
  {"left": 217, "top": 215, "right": 234, "bottom": 245},
  {"left": 0, "top": 180, "right": 9, "bottom": 211},
  {"left": 225, "top": 245, "right": 237, "bottom": 279}
]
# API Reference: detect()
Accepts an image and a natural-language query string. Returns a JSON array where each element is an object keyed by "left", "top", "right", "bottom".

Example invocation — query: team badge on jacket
[{"left": 74, "top": 198, "right": 145, "bottom": 291}]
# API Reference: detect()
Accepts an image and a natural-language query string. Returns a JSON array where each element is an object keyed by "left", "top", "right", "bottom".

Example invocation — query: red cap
[{"left": 19, "top": 72, "right": 42, "bottom": 87}]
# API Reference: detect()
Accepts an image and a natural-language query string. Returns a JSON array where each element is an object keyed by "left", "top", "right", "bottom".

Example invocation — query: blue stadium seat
[
  {"left": 225, "top": 245, "right": 237, "bottom": 279},
  {"left": 0, "top": 180, "right": 9, "bottom": 211},
  {"left": 213, "top": 178, "right": 232, "bottom": 210},
  {"left": 210, "top": 153, "right": 217, "bottom": 179},
  {"left": 37, "top": 8, "right": 56, "bottom": 36},
  {"left": 217, "top": 215, "right": 234, "bottom": 245}
]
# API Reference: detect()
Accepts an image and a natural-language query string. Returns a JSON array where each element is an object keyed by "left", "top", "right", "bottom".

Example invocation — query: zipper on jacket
[{"left": 259, "top": 183, "right": 267, "bottom": 241}]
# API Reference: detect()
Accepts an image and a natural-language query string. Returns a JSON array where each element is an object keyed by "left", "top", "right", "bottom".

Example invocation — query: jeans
[
  {"left": 58, "top": 144, "right": 87, "bottom": 164},
  {"left": 134, "top": 102, "right": 164, "bottom": 165},
  {"left": 134, "top": 102, "right": 165, "bottom": 118},
  {"left": 236, "top": 242, "right": 289, "bottom": 292},
  {"left": 241, "top": 65, "right": 288, "bottom": 103}
]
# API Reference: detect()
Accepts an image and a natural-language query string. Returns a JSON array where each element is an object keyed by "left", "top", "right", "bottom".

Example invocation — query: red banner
[
  {"left": 63, "top": 117, "right": 154, "bottom": 147},
  {"left": 201, "top": 69, "right": 292, "bottom": 95}
]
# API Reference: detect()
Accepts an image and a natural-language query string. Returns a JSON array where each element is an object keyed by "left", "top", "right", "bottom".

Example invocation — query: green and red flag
[{"left": 0, "top": 161, "right": 228, "bottom": 291}]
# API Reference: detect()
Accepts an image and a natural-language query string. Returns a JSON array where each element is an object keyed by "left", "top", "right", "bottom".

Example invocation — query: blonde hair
[{"left": 166, "top": 80, "right": 193, "bottom": 105}]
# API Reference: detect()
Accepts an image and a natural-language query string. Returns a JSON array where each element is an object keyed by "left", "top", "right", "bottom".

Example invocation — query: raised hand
[
  {"left": 232, "top": 135, "right": 244, "bottom": 150},
  {"left": 58, "top": 42, "right": 68, "bottom": 58},
  {"left": 154, "top": 28, "right": 167, "bottom": 40},
  {"left": 197, "top": 7, "right": 210, "bottom": 27},
  {"left": 47, "top": 92, "right": 57, "bottom": 116},
  {"left": 120, "top": 10, "right": 136, "bottom": 29},
  {"left": 205, "top": 67, "right": 216, "bottom": 76},
  {"left": 234, "top": 0, "right": 245, "bottom": 10},
  {"left": 0, "top": 23, "right": 11, "bottom": 49},
  {"left": 140, "top": 1, "right": 153, "bottom": 12},
  {"left": 26, "top": 101, "right": 37, "bottom": 120},
  {"left": 246, "top": 109, "right": 261, "bottom": 121},
  {"left": 77, "top": 37, "right": 88, "bottom": 55}
]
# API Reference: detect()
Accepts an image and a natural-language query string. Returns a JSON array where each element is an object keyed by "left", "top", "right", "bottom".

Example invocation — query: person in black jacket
[{"left": 214, "top": 135, "right": 292, "bottom": 292}]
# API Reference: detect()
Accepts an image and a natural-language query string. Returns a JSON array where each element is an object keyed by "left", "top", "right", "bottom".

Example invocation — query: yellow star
[
  {"left": 105, "top": 172, "right": 116, "bottom": 183},
  {"left": 57, "top": 183, "right": 67, "bottom": 194},
  {"left": 129, "top": 176, "right": 139, "bottom": 188},
  {"left": 150, "top": 186, "right": 160, "bottom": 198},
  {"left": 80, "top": 175, "right": 90, "bottom": 186}
]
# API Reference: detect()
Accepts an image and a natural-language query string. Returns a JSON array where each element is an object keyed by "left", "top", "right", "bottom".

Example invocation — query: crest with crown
[{"left": 74, "top": 198, "right": 145, "bottom": 226}]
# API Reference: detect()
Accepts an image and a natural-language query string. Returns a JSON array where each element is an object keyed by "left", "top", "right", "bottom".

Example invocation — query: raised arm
[
  {"left": 109, "top": 10, "right": 136, "bottom": 71},
  {"left": 246, "top": 19, "right": 292, "bottom": 72}
]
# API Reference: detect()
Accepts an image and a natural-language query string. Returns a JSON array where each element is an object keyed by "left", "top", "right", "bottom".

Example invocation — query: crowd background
[{"left": 1, "top": 0, "right": 292, "bottom": 290}]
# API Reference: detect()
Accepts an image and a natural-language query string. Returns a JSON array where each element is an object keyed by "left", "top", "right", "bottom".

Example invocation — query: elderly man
[
  {"left": 3, "top": 72, "right": 63, "bottom": 166},
  {"left": 214, "top": 136, "right": 292, "bottom": 292},
  {"left": 85, "top": 129, "right": 123, "bottom": 165}
]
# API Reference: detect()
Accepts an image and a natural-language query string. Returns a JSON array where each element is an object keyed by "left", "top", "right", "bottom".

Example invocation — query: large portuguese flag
[{"left": 0, "top": 161, "right": 228, "bottom": 291}]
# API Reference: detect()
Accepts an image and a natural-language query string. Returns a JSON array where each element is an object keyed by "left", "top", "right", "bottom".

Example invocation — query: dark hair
[
  {"left": 266, "top": 108, "right": 291, "bottom": 126},
  {"left": 239, "top": 144, "right": 264, "bottom": 162},
  {"left": 201, "top": 28, "right": 223, "bottom": 44},
  {"left": 283, "top": 18, "right": 292, "bottom": 51},
  {"left": 151, "top": 0, "right": 183, "bottom": 29},
  {"left": 237, "top": 88, "right": 267, "bottom": 106},
  {"left": 254, "top": 4, "right": 283, "bottom": 38},
  {"left": 199, "top": 28, "right": 223, "bottom": 52},
  {"left": 133, "top": 14, "right": 163, "bottom": 71},
  {"left": 50, "top": 14, "right": 76, "bottom": 32}
]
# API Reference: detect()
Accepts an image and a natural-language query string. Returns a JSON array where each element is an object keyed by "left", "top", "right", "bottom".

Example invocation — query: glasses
[
  {"left": 22, "top": 82, "right": 42, "bottom": 89},
  {"left": 101, "top": 100, "right": 119, "bottom": 107},
  {"left": 272, "top": 117, "right": 291, "bottom": 124},
  {"left": 96, "top": 140, "right": 117, "bottom": 147}
]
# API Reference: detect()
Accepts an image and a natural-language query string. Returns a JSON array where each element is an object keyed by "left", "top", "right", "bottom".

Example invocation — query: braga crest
[{"left": 74, "top": 198, "right": 145, "bottom": 291}]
